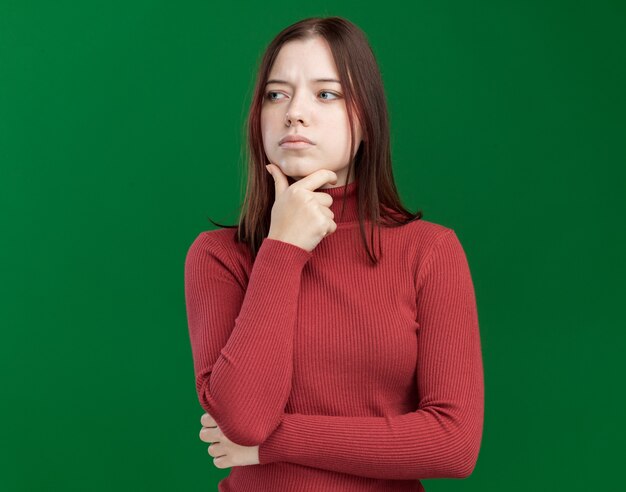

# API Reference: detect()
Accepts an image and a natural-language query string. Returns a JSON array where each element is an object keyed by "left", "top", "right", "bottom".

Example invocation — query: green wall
[{"left": 1, "top": 1, "right": 624, "bottom": 490}]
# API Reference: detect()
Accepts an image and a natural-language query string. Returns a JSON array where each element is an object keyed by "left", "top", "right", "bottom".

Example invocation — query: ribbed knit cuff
[
  {"left": 258, "top": 413, "right": 296, "bottom": 465},
  {"left": 260, "top": 237, "right": 313, "bottom": 265}
]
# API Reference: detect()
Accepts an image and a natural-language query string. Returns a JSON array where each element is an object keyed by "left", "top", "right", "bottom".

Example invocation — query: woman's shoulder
[
  {"left": 401, "top": 217, "right": 455, "bottom": 245},
  {"left": 188, "top": 227, "right": 249, "bottom": 260},
  {"left": 393, "top": 218, "right": 462, "bottom": 274},
  {"left": 194, "top": 227, "right": 239, "bottom": 246},
  {"left": 185, "top": 228, "right": 250, "bottom": 287}
]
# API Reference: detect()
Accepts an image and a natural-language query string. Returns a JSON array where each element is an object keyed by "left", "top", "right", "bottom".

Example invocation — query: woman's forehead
[{"left": 269, "top": 38, "right": 339, "bottom": 79}]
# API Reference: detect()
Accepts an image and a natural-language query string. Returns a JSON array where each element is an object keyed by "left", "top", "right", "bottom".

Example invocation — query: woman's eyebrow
[{"left": 265, "top": 78, "right": 341, "bottom": 85}]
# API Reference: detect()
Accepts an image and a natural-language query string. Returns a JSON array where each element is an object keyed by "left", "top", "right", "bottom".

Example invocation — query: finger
[
  {"left": 199, "top": 426, "right": 221, "bottom": 443},
  {"left": 293, "top": 168, "right": 338, "bottom": 193},
  {"left": 266, "top": 163, "right": 289, "bottom": 196},
  {"left": 201, "top": 413, "right": 216, "bottom": 427},
  {"left": 318, "top": 206, "right": 334, "bottom": 221},
  {"left": 311, "top": 191, "right": 333, "bottom": 208},
  {"left": 208, "top": 442, "right": 225, "bottom": 458},
  {"left": 213, "top": 455, "right": 230, "bottom": 469}
]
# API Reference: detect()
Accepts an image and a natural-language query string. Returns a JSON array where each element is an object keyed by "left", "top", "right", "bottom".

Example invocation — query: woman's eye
[
  {"left": 266, "top": 91, "right": 284, "bottom": 101},
  {"left": 319, "top": 91, "right": 340, "bottom": 100},
  {"left": 265, "top": 90, "right": 341, "bottom": 101}
]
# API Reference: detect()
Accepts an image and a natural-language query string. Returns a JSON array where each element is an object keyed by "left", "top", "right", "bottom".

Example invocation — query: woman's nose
[{"left": 285, "top": 95, "right": 310, "bottom": 126}]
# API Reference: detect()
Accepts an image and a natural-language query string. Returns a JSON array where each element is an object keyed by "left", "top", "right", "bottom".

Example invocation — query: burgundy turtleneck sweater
[{"left": 184, "top": 180, "right": 484, "bottom": 491}]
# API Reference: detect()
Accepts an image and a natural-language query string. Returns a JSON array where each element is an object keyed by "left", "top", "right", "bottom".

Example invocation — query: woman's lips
[{"left": 279, "top": 141, "right": 315, "bottom": 149}]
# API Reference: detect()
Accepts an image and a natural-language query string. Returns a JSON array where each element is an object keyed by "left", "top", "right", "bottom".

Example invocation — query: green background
[{"left": 1, "top": 1, "right": 624, "bottom": 490}]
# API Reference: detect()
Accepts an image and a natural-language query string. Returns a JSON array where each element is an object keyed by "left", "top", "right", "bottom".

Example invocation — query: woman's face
[{"left": 260, "top": 36, "right": 363, "bottom": 188}]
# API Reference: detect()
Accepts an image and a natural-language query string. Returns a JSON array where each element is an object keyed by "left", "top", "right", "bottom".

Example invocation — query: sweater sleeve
[
  {"left": 258, "top": 229, "right": 484, "bottom": 480},
  {"left": 184, "top": 233, "right": 312, "bottom": 446}
]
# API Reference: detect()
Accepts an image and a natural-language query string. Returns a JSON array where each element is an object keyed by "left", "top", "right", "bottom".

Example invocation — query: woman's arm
[
  {"left": 185, "top": 233, "right": 312, "bottom": 446},
  {"left": 258, "top": 230, "right": 484, "bottom": 480}
]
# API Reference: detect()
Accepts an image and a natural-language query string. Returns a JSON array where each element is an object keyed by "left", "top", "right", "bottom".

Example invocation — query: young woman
[{"left": 185, "top": 16, "right": 484, "bottom": 492}]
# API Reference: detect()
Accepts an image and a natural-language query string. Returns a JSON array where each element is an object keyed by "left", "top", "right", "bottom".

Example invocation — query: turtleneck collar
[{"left": 316, "top": 179, "right": 359, "bottom": 224}]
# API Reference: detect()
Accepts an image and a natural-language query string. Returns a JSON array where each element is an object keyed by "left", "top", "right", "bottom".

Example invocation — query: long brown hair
[{"left": 209, "top": 16, "right": 423, "bottom": 264}]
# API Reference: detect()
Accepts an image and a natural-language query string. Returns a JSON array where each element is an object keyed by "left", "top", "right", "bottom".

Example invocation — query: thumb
[{"left": 265, "top": 163, "right": 289, "bottom": 196}]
